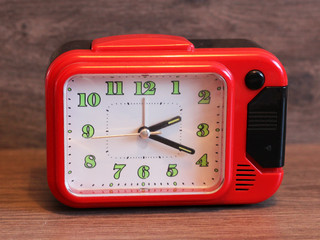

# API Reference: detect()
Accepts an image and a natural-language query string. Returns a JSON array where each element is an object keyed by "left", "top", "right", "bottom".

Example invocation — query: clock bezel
[
  {"left": 49, "top": 61, "right": 235, "bottom": 207},
  {"left": 62, "top": 72, "right": 228, "bottom": 197}
]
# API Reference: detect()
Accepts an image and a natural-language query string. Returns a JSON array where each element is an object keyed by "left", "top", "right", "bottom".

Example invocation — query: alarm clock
[{"left": 46, "top": 34, "right": 287, "bottom": 208}]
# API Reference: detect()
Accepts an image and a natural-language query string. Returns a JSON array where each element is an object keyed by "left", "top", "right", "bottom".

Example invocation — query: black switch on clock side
[{"left": 246, "top": 87, "right": 287, "bottom": 168}]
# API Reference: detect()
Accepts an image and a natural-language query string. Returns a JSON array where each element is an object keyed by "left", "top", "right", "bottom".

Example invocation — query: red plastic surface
[
  {"left": 91, "top": 34, "right": 194, "bottom": 52},
  {"left": 46, "top": 34, "right": 287, "bottom": 208}
]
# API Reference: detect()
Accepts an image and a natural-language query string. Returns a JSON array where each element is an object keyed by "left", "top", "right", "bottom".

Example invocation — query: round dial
[{"left": 64, "top": 73, "right": 226, "bottom": 196}]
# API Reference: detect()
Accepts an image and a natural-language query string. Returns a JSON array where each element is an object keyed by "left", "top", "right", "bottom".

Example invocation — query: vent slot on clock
[
  {"left": 247, "top": 111, "right": 278, "bottom": 131},
  {"left": 235, "top": 164, "right": 256, "bottom": 191}
]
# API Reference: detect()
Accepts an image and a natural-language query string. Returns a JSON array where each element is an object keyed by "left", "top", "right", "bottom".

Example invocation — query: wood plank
[{"left": 0, "top": 145, "right": 319, "bottom": 239}]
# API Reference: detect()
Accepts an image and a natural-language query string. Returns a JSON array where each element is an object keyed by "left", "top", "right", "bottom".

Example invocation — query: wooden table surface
[{"left": 1, "top": 144, "right": 319, "bottom": 239}]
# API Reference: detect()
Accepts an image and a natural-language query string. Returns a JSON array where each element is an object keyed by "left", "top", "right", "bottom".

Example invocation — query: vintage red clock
[{"left": 45, "top": 34, "right": 287, "bottom": 208}]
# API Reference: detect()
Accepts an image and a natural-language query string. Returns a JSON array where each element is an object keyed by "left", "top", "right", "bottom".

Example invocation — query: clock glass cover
[{"left": 63, "top": 73, "right": 226, "bottom": 196}]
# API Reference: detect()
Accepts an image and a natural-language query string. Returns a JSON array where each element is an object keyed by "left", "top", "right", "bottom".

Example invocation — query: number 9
[{"left": 82, "top": 124, "right": 95, "bottom": 138}]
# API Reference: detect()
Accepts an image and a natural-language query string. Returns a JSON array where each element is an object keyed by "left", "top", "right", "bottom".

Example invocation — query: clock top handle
[{"left": 91, "top": 34, "right": 195, "bottom": 52}]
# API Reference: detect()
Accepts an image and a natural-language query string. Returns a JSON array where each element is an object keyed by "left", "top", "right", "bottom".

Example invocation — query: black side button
[
  {"left": 246, "top": 87, "right": 287, "bottom": 168},
  {"left": 245, "top": 70, "right": 265, "bottom": 90}
]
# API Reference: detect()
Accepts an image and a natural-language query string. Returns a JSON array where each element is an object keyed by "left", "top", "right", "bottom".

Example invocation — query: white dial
[{"left": 63, "top": 73, "right": 226, "bottom": 196}]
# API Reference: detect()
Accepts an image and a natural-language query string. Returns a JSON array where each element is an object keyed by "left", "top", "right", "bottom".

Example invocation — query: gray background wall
[{"left": 1, "top": 0, "right": 319, "bottom": 148}]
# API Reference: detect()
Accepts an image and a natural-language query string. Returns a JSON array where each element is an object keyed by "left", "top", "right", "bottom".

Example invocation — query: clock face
[{"left": 63, "top": 73, "right": 226, "bottom": 196}]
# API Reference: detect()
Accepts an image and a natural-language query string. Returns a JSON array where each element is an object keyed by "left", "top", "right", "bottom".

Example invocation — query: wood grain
[
  {"left": 0, "top": 144, "right": 319, "bottom": 239},
  {"left": 0, "top": 0, "right": 319, "bottom": 147}
]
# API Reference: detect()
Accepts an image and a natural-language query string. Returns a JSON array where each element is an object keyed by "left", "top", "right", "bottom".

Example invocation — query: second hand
[{"left": 91, "top": 131, "right": 161, "bottom": 139}]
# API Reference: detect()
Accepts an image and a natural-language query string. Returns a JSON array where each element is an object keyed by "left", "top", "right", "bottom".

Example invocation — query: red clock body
[{"left": 46, "top": 34, "right": 287, "bottom": 208}]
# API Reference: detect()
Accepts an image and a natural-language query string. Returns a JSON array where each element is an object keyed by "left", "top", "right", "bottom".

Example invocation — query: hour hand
[
  {"left": 149, "top": 134, "right": 195, "bottom": 154},
  {"left": 148, "top": 116, "right": 181, "bottom": 132}
]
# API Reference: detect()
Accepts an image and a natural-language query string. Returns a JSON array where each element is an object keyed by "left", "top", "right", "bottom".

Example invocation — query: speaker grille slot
[
  {"left": 247, "top": 111, "right": 278, "bottom": 131},
  {"left": 235, "top": 164, "right": 256, "bottom": 191}
]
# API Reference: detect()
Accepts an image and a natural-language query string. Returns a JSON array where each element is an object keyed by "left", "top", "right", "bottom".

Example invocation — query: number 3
[{"left": 197, "top": 123, "right": 209, "bottom": 137}]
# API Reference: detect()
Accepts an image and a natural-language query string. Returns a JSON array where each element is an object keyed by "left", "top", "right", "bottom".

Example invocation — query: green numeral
[
  {"left": 171, "top": 81, "right": 180, "bottom": 95},
  {"left": 196, "top": 154, "right": 208, "bottom": 167},
  {"left": 137, "top": 165, "right": 150, "bottom": 179},
  {"left": 197, "top": 123, "right": 209, "bottom": 137},
  {"left": 78, "top": 93, "right": 101, "bottom": 107},
  {"left": 84, "top": 155, "right": 96, "bottom": 168},
  {"left": 113, "top": 164, "right": 126, "bottom": 180},
  {"left": 82, "top": 124, "right": 95, "bottom": 138},
  {"left": 166, "top": 164, "right": 178, "bottom": 177},
  {"left": 106, "top": 81, "right": 124, "bottom": 95},
  {"left": 134, "top": 81, "right": 156, "bottom": 95},
  {"left": 198, "top": 90, "right": 211, "bottom": 104},
  {"left": 135, "top": 82, "right": 143, "bottom": 95},
  {"left": 78, "top": 93, "right": 87, "bottom": 107}
]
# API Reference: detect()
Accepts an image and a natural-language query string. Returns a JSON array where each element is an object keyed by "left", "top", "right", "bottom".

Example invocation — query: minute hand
[
  {"left": 148, "top": 116, "right": 181, "bottom": 132},
  {"left": 149, "top": 135, "right": 195, "bottom": 154}
]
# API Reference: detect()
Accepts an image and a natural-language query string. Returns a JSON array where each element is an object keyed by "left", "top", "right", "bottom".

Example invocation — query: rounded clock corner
[
  {"left": 251, "top": 48, "right": 288, "bottom": 86},
  {"left": 49, "top": 182, "right": 86, "bottom": 208}
]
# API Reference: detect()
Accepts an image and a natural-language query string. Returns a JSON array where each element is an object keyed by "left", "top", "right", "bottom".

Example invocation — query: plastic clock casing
[{"left": 46, "top": 34, "right": 287, "bottom": 208}]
